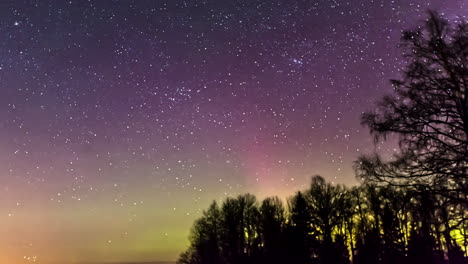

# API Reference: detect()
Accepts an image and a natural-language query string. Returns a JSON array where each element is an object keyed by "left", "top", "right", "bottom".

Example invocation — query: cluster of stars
[{"left": 0, "top": 0, "right": 466, "bottom": 263}]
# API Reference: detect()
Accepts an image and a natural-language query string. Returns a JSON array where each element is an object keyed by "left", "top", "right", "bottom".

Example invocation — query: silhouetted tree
[
  {"left": 220, "top": 194, "right": 260, "bottom": 264},
  {"left": 354, "top": 229, "right": 381, "bottom": 264},
  {"left": 355, "top": 11, "right": 468, "bottom": 263},
  {"left": 179, "top": 176, "right": 467, "bottom": 264},
  {"left": 178, "top": 201, "right": 223, "bottom": 264},
  {"left": 379, "top": 187, "right": 406, "bottom": 264},
  {"left": 356, "top": 11, "right": 468, "bottom": 205},
  {"left": 306, "top": 175, "right": 350, "bottom": 264},
  {"left": 178, "top": 247, "right": 200, "bottom": 264},
  {"left": 286, "top": 191, "right": 315, "bottom": 264},
  {"left": 259, "top": 197, "right": 286, "bottom": 264},
  {"left": 407, "top": 229, "right": 443, "bottom": 264},
  {"left": 354, "top": 185, "right": 383, "bottom": 264}
]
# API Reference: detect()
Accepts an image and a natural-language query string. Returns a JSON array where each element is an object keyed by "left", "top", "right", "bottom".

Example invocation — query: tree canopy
[
  {"left": 178, "top": 177, "right": 467, "bottom": 264},
  {"left": 355, "top": 11, "right": 468, "bottom": 204}
]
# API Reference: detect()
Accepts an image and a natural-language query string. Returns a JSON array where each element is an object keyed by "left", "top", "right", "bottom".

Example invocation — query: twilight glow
[{"left": 0, "top": 1, "right": 466, "bottom": 263}]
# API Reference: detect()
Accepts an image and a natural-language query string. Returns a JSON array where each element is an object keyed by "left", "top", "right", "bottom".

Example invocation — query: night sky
[{"left": 1, "top": 1, "right": 467, "bottom": 263}]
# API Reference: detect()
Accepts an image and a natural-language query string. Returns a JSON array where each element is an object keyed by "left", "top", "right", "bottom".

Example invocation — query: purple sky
[{"left": 0, "top": 1, "right": 466, "bottom": 263}]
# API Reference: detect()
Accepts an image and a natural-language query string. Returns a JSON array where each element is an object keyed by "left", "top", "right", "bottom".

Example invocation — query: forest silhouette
[{"left": 177, "top": 11, "right": 468, "bottom": 264}]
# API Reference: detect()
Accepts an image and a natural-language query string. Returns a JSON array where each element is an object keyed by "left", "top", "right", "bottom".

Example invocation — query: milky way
[{"left": 0, "top": 1, "right": 466, "bottom": 263}]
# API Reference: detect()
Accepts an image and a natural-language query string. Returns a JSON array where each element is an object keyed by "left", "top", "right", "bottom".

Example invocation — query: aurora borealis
[{"left": 1, "top": 1, "right": 467, "bottom": 263}]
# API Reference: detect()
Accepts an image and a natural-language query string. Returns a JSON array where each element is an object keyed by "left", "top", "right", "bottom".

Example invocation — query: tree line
[
  {"left": 178, "top": 176, "right": 466, "bottom": 264},
  {"left": 177, "top": 11, "right": 467, "bottom": 264}
]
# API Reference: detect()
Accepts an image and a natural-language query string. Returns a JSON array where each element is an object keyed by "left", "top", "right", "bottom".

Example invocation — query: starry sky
[{"left": 0, "top": 1, "right": 467, "bottom": 263}]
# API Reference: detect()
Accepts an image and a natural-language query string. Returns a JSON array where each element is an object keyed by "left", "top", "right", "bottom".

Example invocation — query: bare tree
[
  {"left": 356, "top": 11, "right": 468, "bottom": 204},
  {"left": 306, "top": 175, "right": 351, "bottom": 264}
]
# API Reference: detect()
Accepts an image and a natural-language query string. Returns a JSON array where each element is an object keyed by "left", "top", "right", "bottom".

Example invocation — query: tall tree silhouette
[
  {"left": 286, "top": 191, "right": 315, "bottom": 264},
  {"left": 220, "top": 194, "right": 261, "bottom": 264},
  {"left": 356, "top": 11, "right": 468, "bottom": 204},
  {"left": 306, "top": 175, "right": 350, "bottom": 264},
  {"left": 379, "top": 187, "right": 407, "bottom": 264},
  {"left": 178, "top": 201, "right": 223, "bottom": 264},
  {"left": 259, "top": 197, "right": 286, "bottom": 264},
  {"left": 353, "top": 185, "right": 382, "bottom": 264}
]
